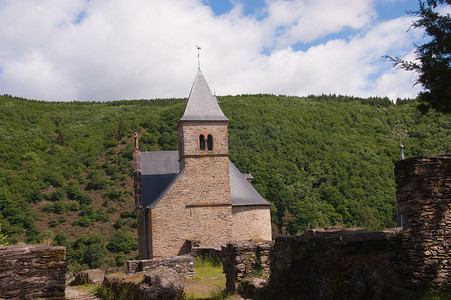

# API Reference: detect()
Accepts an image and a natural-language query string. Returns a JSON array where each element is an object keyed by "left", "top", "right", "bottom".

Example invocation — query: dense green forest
[{"left": 0, "top": 94, "right": 449, "bottom": 272}]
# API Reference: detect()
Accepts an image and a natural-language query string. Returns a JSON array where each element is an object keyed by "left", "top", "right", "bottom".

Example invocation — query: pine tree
[{"left": 387, "top": 0, "right": 451, "bottom": 113}]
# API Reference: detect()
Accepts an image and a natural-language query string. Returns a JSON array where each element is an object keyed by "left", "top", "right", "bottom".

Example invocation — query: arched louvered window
[
  {"left": 199, "top": 134, "right": 206, "bottom": 151},
  {"left": 207, "top": 134, "right": 213, "bottom": 151}
]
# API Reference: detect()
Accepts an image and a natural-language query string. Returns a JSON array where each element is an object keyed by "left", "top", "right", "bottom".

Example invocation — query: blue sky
[{"left": 0, "top": 0, "right": 437, "bottom": 101}]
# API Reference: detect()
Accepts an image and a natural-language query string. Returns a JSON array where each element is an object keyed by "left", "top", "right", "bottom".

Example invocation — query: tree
[
  {"left": 106, "top": 230, "right": 138, "bottom": 254},
  {"left": 387, "top": 0, "right": 451, "bottom": 113},
  {"left": 0, "top": 223, "right": 8, "bottom": 246}
]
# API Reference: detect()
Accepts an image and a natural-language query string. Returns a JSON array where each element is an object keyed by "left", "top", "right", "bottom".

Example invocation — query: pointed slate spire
[{"left": 180, "top": 69, "right": 228, "bottom": 121}]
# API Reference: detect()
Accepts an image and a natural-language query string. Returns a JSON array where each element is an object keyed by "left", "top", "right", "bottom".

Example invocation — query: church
[{"left": 133, "top": 68, "right": 272, "bottom": 259}]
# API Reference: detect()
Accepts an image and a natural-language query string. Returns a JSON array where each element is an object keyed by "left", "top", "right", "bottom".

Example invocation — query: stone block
[{"left": 0, "top": 245, "right": 66, "bottom": 299}]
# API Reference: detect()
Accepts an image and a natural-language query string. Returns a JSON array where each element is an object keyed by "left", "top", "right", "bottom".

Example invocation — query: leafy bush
[
  {"left": 113, "top": 219, "right": 125, "bottom": 230},
  {"left": 66, "top": 181, "right": 83, "bottom": 200},
  {"left": 48, "top": 189, "right": 66, "bottom": 202},
  {"left": 49, "top": 216, "right": 66, "bottom": 227},
  {"left": 106, "top": 230, "right": 137, "bottom": 254},
  {"left": 119, "top": 210, "right": 136, "bottom": 219},
  {"left": 53, "top": 231, "right": 69, "bottom": 247},
  {"left": 86, "top": 175, "right": 110, "bottom": 190},
  {"left": 67, "top": 234, "right": 108, "bottom": 268},
  {"left": 73, "top": 216, "right": 94, "bottom": 227},
  {"left": 103, "top": 189, "right": 124, "bottom": 202},
  {"left": 43, "top": 171, "right": 65, "bottom": 187},
  {"left": 96, "top": 208, "right": 109, "bottom": 222},
  {"left": 52, "top": 201, "right": 66, "bottom": 214},
  {"left": 115, "top": 252, "right": 126, "bottom": 266},
  {"left": 0, "top": 223, "right": 8, "bottom": 246},
  {"left": 67, "top": 201, "right": 80, "bottom": 211}
]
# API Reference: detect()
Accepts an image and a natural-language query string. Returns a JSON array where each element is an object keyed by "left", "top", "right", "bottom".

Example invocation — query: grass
[
  {"left": 69, "top": 283, "right": 100, "bottom": 294},
  {"left": 411, "top": 286, "right": 451, "bottom": 300},
  {"left": 182, "top": 257, "right": 237, "bottom": 300}
]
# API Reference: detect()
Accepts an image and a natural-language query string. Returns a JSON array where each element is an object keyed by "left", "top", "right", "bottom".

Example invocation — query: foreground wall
[
  {"left": 221, "top": 240, "right": 273, "bottom": 293},
  {"left": 267, "top": 155, "right": 451, "bottom": 299},
  {"left": 0, "top": 245, "right": 66, "bottom": 299},
  {"left": 268, "top": 230, "right": 410, "bottom": 300},
  {"left": 126, "top": 256, "right": 195, "bottom": 279},
  {"left": 395, "top": 154, "right": 451, "bottom": 287}
]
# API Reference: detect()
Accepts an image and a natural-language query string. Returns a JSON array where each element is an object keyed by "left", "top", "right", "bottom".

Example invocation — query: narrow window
[
  {"left": 199, "top": 134, "right": 205, "bottom": 151},
  {"left": 207, "top": 134, "right": 213, "bottom": 151}
]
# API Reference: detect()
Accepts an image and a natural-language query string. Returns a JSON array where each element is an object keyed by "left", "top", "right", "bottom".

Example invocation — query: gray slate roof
[
  {"left": 141, "top": 151, "right": 179, "bottom": 175},
  {"left": 141, "top": 151, "right": 179, "bottom": 208},
  {"left": 229, "top": 162, "right": 270, "bottom": 206},
  {"left": 180, "top": 69, "right": 228, "bottom": 122},
  {"left": 140, "top": 151, "right": 270, "bottom": 208}
]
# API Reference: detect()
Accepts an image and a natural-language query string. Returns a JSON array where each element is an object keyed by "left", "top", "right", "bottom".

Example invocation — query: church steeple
[
  {"left": 180, "top": 68, "right": 228, "bottom": 122},
  {"left": 178, "top": 69, "right": 229, "bottom": 170}
]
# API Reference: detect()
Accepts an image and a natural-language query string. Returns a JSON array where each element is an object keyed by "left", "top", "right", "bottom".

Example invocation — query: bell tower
[
  {"left": 177, "top": 68, "right": 232, "bottom": 209},
  {"left": 178, "top": 68, "right": 229, "bottom": 170}
]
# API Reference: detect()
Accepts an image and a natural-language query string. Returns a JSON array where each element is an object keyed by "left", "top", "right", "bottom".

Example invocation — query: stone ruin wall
[
  {"left": 222, "top": 155, "right": 450, "bottom": 298},
  {"left": 0, "top": 245, "right": 66, "bottom": 299},
  {"left": 267, "top": 230, "right": 411, "bottom": 299},
  {"left": 221, "top": 240, "right": 273, "bottom": 292},
  {"left": 395, "top": 154, "right": 451, "bottom": 287},
  {"left": 126, "top": 255, "right": 195, "bottom": 279}
]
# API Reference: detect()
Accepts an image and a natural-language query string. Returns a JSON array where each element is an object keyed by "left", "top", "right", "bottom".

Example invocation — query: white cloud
[
  {"left": 0, "top": 0, "right": 423, "bottom": 101},
  {"left": 266, "top": 0, "right": 374, "bottom": 46}
]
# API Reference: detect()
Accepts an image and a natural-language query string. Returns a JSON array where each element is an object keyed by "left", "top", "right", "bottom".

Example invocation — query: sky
[{"left": 0, "top": 0, "right": 435, "bottom": 101}]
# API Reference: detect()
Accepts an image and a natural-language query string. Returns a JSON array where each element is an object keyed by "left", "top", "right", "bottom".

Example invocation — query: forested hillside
[{"left": 0, "top": 94, "right": 449, "bottom": 272}]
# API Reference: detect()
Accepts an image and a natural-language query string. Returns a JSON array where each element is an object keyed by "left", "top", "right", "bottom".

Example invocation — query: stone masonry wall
[
  {"left": 264, "top": 155, "right": 450, "bottom": 299},
  {"left": 150, "top": 155, "right": 233, "bottom": 257},
  {"left": 126, "top": 256, "right": 195, "bottom": 279},
  {"left": 178, "top": 121, "right": 229, "bottom": 157},
  {"left": 232, "top": 205, "right": 272, "bottom": 241},
  {"left": 221, "top": 240, "right": 273, "bottom": 292},
  {"left": 395, "top": 154, "right": 451, "bottom": 287},
  {"left": 133, "top": 148, "right": 147, "bottom": 260},
  {"left": 0, "top": 245, "right": 66, "bottom": 299},
  {"left": 267, "top": 230, "right": 411, "bottom": 300}
]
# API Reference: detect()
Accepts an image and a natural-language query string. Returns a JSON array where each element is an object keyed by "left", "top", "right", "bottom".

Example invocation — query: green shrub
[
  {"left": 73, "top": 216, "right": 94, "bottom": 227},
  {"left": 38, "top": 230, "right": 54, "bottom": 245},
  {"left": 107, "top": 207, "right": 118, "bottom": 214},
  {"left": 52, "top": 201, "right": 66, "bottom": 214},
  {"left": 67, "top": 201, "right": 80, "bottom": 211},
  {"left": 67, "top": 234, "right": 108, "bottom": 268},
  {"left": 26, "top": 224, "right": 41, "bottom": 243},
  {"left": 0, "top": 223, "right": 8, "bottom": 246},
  {"left": 78, "top": 193, "right": 92, "bottom": 206},
  {"left": 103, "top": 189, "right": 124, "bottom": 202},
  {"left": 96, "top": 208, "right": 109, "bottom": 222},
  {"left": 106, "top": 230, "right": 137, "bottom": 254},
  {"left": 66, "top": 181, "right": 84, "bottom": 200},
  {"left": 130, "top": 219, "right": 138, "bottom": 229},
  {"left": 113, "top": 219, "right": 125, "bottom": 230},
  {"left": 44, "top": 171, "right": 65, "bottom": 187},
  {"left": 48, "top": 189, "right": 66, "bottom": 202},
  {"left": 119, "top": 210, "right": 136, "bottom": 219},
  {"left": 115, "top": 252, "right": 126, "bottom": 266},
  {"left": 86, "top": 175, "right": 109, "bottom": 190},
  {"left": 53, "top": 231, "right": 69, "bottom": 247},
  {"left": 49, "top": 216, "right": 66, "bottom": 227}
]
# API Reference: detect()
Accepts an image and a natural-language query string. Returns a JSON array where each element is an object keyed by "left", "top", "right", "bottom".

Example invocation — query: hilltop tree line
[{"left": 0, "top": 94, "right": 449, "bottom": 271}]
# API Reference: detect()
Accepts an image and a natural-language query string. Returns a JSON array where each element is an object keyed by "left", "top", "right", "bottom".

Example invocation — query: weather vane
[
  {"left": 196, "top": 45, "right": 201, "bottom": 69},
  {"left": 393, "top": 124, "right": 408, "bottom": 160}
]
